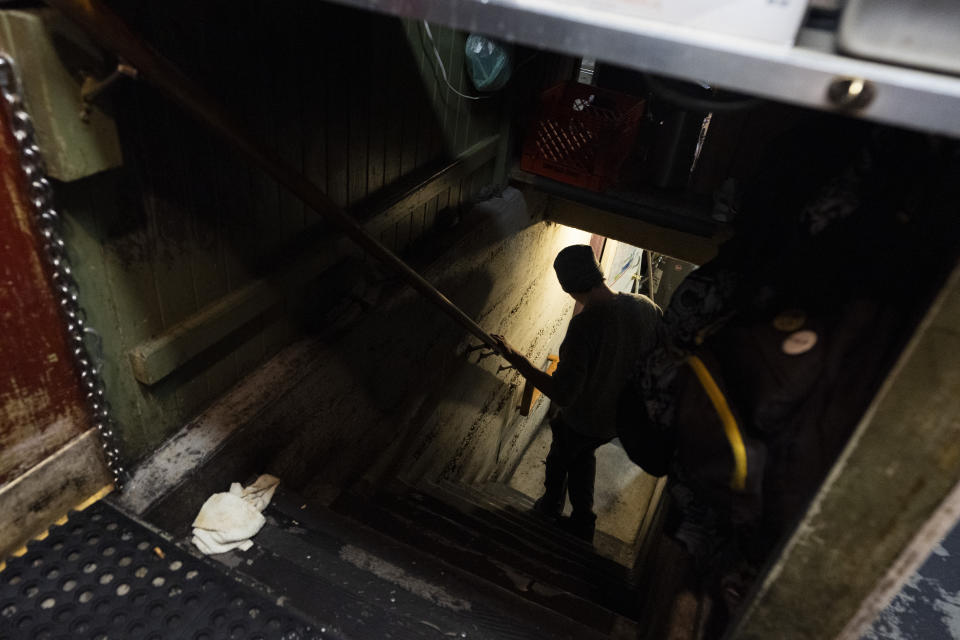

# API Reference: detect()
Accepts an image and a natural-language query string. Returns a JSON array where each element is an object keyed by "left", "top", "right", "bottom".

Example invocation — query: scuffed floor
[{"left": 863, "top": 518, "right": 960, "bottom": 640}]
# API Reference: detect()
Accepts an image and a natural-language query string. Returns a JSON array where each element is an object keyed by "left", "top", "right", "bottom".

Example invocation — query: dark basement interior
[{"left": 2, "top": 1, "right": 960, "bottom": 639}]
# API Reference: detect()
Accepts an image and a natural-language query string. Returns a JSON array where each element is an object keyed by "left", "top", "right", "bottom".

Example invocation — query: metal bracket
[
  {"left": 464, "top": 343, "right": 491, "bottom": 360},
  {"left": 79, "top": 61, "right": 137, "bottom": 122},
  {"left": 475, "top": 350, "right": 497, "bottom": 363}
]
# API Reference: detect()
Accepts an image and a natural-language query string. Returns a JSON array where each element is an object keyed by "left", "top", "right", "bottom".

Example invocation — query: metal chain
[{"left": 0, "top": 53, "right": 125, "bottom": 488}]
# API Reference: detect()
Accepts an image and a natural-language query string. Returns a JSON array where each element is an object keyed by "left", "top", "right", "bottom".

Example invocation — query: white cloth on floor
[{"left": 191, "top": 474, "right": 280, "bottom": 555}]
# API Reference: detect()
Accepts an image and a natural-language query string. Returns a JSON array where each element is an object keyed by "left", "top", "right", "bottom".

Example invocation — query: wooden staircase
[{"left": 195, "top": 479, "right": 653, "bottom": 639}]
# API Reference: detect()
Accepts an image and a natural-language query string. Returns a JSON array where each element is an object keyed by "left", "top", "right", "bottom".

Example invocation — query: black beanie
[{"left": 553, "top": 245, "right": 604, "bottom": 293}]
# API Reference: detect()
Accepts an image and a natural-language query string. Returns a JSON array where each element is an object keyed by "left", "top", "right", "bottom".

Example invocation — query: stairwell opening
[
  {"left": 112, "top": 192, "right": 669, "bottom": 640},
  {"left": 498, "top": 235, "right": 698, "bottom": 569}
]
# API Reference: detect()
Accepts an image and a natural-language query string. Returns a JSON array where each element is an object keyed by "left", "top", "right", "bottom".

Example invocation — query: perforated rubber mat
[{"left": 0, "top": 500, "right": 324, "bottom": 640}]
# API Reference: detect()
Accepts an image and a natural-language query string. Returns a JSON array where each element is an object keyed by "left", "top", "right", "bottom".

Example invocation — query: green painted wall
[{"left": 46, "top": 0, "right": 563, "bottom": 464}]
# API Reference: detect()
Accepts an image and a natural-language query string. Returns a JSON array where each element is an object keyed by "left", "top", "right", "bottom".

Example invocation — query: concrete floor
[{"left": 506, "top": 417, "right": 662, "bottom": 564}]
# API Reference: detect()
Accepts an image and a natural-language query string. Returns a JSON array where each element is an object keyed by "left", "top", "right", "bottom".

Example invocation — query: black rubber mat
[{"left": 0, "top": 500, "right": 325, "bottom": 640}]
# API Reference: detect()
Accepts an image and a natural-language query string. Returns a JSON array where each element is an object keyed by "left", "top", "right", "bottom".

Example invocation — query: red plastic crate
[{"left": 521, "top": 82, "right": 645, "bottom": 192}]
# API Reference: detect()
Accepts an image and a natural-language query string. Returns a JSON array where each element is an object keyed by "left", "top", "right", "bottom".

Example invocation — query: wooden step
[
  {"left": 412, "top": 480, "right": 636, "bottom": 586},
  {"left": 359, "top": 484, "right": 643, "bottom": 620},
  {"left": 444, "top": 480, "right": 634, "bottom": 564},
  {"left": 367, "top": 481, "right": 643, "bottom": 607},
  {"left": 338, "top": 489, "right": 641, "bottom": 637},
  {"left": 203, "top": 487, "right": 615, "bottom": 640}
]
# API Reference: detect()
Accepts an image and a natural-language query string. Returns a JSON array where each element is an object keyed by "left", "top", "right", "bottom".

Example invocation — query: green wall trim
[{"left": 127, "top": 135, "right": 499, "bottom": 386}]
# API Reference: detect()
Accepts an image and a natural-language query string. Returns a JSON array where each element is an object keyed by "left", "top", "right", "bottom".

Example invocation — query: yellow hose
[{"left": 686, "top": 355, "right": 748, "bottom": 491}]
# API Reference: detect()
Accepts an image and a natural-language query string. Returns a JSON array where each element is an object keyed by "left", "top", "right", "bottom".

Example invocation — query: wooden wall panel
[
  {"left": 0, "top": 431, "right": 112, "bottom": 560},
  {"left": 47, "top": 0, "right": 527, "bottom": 463}
]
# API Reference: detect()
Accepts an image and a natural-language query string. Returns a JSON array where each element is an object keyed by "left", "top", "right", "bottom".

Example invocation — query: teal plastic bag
[{"left": 465, "top": 34, "right": 513, "bottom": 92}]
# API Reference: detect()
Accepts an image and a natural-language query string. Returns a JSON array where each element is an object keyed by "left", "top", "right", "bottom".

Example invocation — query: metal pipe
[{"left": 45, "top": 0, "right": 500, "bottom": 351}]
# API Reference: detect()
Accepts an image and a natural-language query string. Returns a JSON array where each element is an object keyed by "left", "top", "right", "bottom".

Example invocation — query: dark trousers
[{"left": 540, "top": 418, "right": 609, "bottom": 524}]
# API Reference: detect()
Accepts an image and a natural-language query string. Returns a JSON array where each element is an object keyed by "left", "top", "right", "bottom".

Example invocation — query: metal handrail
[{"left": 46, "top": 0, "right": 501, "bottom": 351}]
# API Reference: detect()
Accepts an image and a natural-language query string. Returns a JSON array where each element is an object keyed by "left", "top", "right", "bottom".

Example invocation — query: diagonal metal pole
[{"left": 45, "top": 0, "right": 500, "bottom": 351}]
